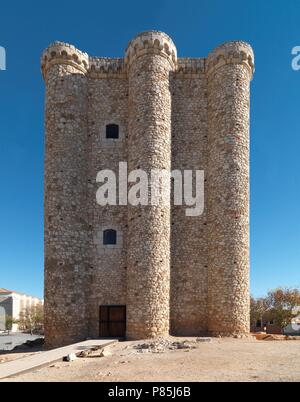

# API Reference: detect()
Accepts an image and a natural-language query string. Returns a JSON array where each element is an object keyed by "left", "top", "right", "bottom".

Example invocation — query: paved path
[{"left": 0, "top": 339, "right": 117, "bottom": 380}]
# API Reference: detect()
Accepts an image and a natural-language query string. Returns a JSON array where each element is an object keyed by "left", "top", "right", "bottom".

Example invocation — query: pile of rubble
[
  {"left": 76, "top": 346, "right": 112, "bottom": 359},
  {"left": 12, "top": 337, "right": 44, "bottom": 351},
  {"left": 134, "top": 337, "right": 212, "bottom": 353},
  {"left": 253, "top": 333, "right": 300, "bottom": 341}
]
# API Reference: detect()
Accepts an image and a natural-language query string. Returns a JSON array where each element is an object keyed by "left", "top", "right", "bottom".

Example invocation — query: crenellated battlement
[
  {"left": 41, "top": 41, "right": 89, "bottom": 79},
  {"left": 41, "top": 37, "right": 254, "bottom": 80},
  {"left": 89, "top": 57, "right": 126, "bottom": 78},
  {"left": 176, "top": 58, "right": 206, "bottom": 76},
  {"left": 207, "top": 40, "right": 254, "bottom": 79},
  {"left": 124, "top": 30, "right": 177, "bottom": 69}
]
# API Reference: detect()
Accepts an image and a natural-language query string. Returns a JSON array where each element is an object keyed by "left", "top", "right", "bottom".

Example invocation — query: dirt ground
[
  {"left": 0, "top": 349, "right": 41, "bottom": 364},
  {"left": 2, "top": 336, "right": 300, "bottom": 382}
]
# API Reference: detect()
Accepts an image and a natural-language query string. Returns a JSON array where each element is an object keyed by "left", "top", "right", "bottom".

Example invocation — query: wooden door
[{"left": 99, "top": 305, "right": 126, "bottom": 338}]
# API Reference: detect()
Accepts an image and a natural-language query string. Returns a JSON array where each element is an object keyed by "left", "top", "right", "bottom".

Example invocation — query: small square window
[
  {"left": 106, "top": 124, "right": 119, "bottom": 139},
  {"left": 103, "top": 229, "right": 117, "bottom": 245}
]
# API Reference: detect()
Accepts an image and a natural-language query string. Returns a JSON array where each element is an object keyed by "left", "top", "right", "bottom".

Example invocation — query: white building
[
  {"left": 0, "top": 288, "right": 43, "bottom": 332},
  {"left": 284, "top": 310, "right": 300, "bottom": 335}
]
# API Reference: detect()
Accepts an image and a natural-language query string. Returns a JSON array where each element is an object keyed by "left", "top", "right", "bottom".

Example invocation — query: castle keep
[{"left": 42, "top": 31, "right": 254, "bottom": 348}]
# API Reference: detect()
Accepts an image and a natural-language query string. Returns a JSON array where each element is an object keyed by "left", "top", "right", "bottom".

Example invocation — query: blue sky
[{"left": 0, "top": 0, "right": 299, "bottom": 299}]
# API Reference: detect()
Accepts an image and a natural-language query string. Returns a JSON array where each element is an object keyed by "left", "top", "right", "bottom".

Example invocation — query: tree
[
  {"left": 250, "top": 296, "right": 269, "bottom": 328},
  {"left": 5, "top": 315, "right": 15, "bottom": 334},
  {"left": 17, "top": 303, "right": 44, "bottom": 335},
  {"left": 265, "top": 287, "right": 300, "bottom": 330}
]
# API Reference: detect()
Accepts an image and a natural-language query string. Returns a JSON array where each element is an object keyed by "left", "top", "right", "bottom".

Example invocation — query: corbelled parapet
[
  {"left": 176, "top": 58, "right": 206, "bottom": 75},
  {"left": 206, "top": 40, "right": 254, "bottom": 79},
  {"left": 89, "top": 57, "right": 126, "bottom": 78},
  {"left": 125, "top": 30, "right": 177, "bottom": 69},
  {"left": 41, "top": 42, "right": 89, "bottom": 79}
]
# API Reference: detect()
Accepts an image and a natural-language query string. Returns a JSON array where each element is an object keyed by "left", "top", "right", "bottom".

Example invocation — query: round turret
[
  {"left": 206, "top": 40, "right": 254, "bottom": 79},
  {"left": 126, "top": 31, "right": 176, "bottom": 340},
  {"left": 207, "top": 40, "right": 255, "bottom": 337},
  {"left": 125, "top": 30, "right": 177, "bottom": 69},
  {"left": 41, "top": 42, "right": 89, "bottom": 79},
  {"left": 42, "top": 41, "right": 90, "bottom": 348}
]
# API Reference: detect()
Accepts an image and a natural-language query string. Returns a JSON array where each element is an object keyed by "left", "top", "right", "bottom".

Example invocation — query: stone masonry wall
[
  {"left": 170, "top": 66, "right": 209, "bottom": 336},
  {"left": 87, "top": 76, "right": 128, "bottom": 338}
]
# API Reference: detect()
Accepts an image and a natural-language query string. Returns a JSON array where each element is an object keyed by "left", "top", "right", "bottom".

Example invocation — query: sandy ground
[{"left": 2, "top": 336, "right": 300, "bottom": 382}]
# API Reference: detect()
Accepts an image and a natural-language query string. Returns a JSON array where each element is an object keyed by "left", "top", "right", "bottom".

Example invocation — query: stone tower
[
  {"left": 206, "top": 42, "right": 254, "bottom": 335},
  {"left": 42, "top": 43, "right": 91, "bottom": 346},
  {"left": 41, "top": 31, "right": 254, "bottom": 348},
  {"left": 126, "top": 32, "right": 176, "bottom": 339}
]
